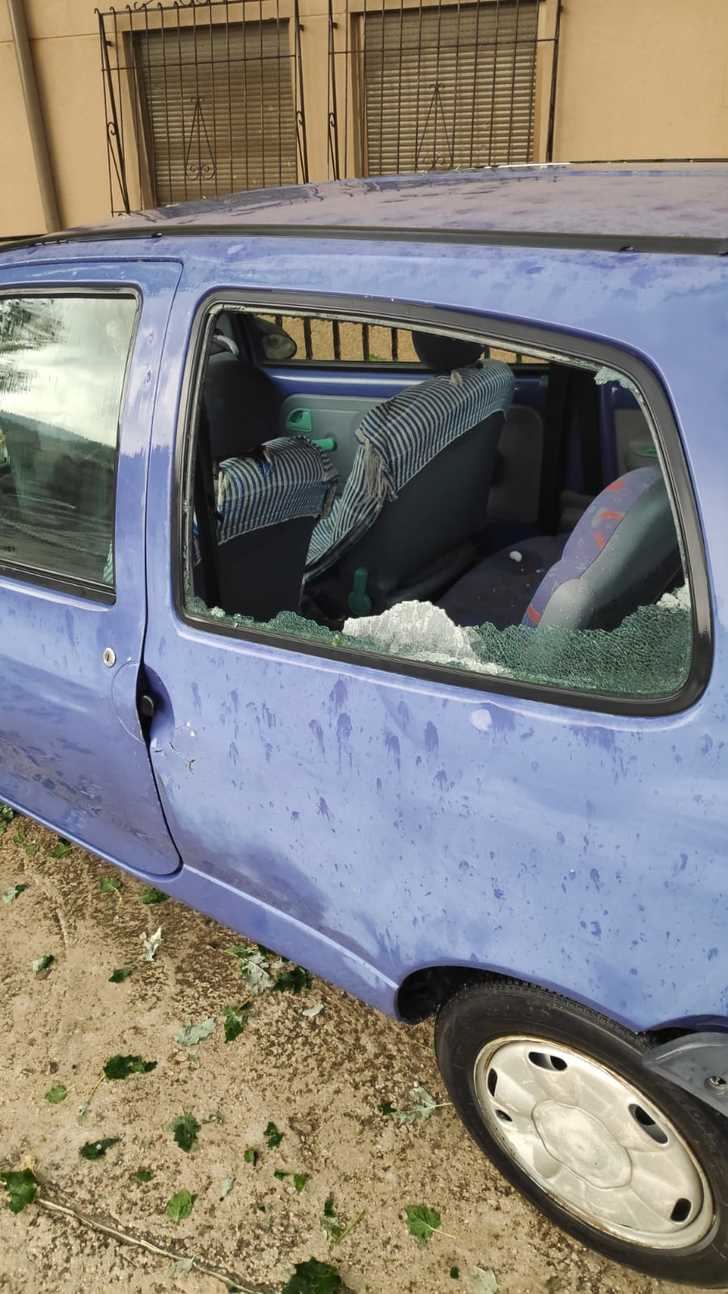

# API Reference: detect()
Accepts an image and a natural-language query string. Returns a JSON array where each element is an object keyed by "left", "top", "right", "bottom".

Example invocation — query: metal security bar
[
  {"left": 328, "top": 0, "right": 557, "bottom": 179},
  {"left": 98, "top": 0, "right": 309, "bottom": 215}
]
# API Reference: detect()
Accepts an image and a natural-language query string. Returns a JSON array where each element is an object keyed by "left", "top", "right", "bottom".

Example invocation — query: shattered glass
[{"left": 189, "top": 593, "right": 691, "bottom": 699}]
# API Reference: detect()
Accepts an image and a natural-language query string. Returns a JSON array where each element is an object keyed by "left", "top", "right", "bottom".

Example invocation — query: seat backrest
[
  {"left": 524, "top": 466, "right": 681, "bottom": 631},
  {"left": 305, "top": 360, "right": 514, "bottom": 616},
  {"left": 201, "top": 352, "right": 336, "bottom": 619}
]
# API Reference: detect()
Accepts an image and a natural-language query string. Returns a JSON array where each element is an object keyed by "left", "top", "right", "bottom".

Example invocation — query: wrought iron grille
[
  {"left": 98, "top": 0, "right": 309, "bottom": 215},
  {"left": 328, "top": 0, "right": 558, "bottom": 179}
]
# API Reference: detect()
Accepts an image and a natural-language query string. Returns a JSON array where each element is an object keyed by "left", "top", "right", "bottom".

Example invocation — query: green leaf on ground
[
  {"left": 0, "top": 804, "right": 15, "bottom": 822},
  {"left": 301, "top": 1002, "right": 324, "bottom": 1019},
  {"left": 172, "top": 1257, "right": 195, "bottom": 1276},
  {"left": 109, "top": 967, "right": 134, "bottom": 983},
  {"left": 104, "top": 1054, "right": 157, "bottom": 1080},
  {"left": 471, "top": 1268, "right": 498, "bottom": 1294},
  {"left": 80, "top": 1137, "right": 120, "bottom": 1160},
  {"left": 175, "top": 1017, "right": 215, "bottom": 1046},
  {"left": 378, "top": 1101, "right": 396, "bottom": 1116},
  {"left": 450, "top": 1266, "right": 460, "bottom": 1279},
  {"left": 406, "top": 1204, "right": 442, "bottom": 1244},
  {"left": 273, "top": 965, "right": 312, "bottom": 994},
  {"left": 140, "top": 886, "right": 169, "bottom": 905},
  {"left": 264, "top": 1121, "right": 283, "bottom": 1149},
  {"left": 1, "top": 1169, "right": 38, "bottom": 1213},
  {"left": 134, "top": 1168, "right": 154, "bottom": 1183},
  {"left": 142, "top": 926, "right": 162, "bottom": 960},
  {"left": 2, "top": 883, "right": 28, "bottom": 905},
  {"left": 99, "top": 876, "right": 122, "bottom": 894},
  {"left": 172, "top": 1113, "right": 200, "bottom": 1153},
  {"left": 243, "top": 1148, "right": 258, "bottom": 1166},
  {"left": 45, "top": 1084, "right": 67, "bottom": 1104},
  {"left": 223, "top": 1004, "right": 251, "bottom": 1043},
  {"left": 394, "top": 1084, "right": 444, "bottom": 1124},
  {"left": 31, "top": 954, "right": 54, "bottom": 976},
  {"left": 166, "top": 1189, "right": 196, "bottom": 1223},
  {"left": 50, "top": 838, "right": 72, "bottom": 859},
  {"left": 219, "top": 1176, "right": 235, "bottom": 1200},
  {"left": 293, "top": 1173, "right": 310, "bottom": 1193},
  {"left": 274, "top": 1170, "right": 289, "bottom": 1181},
  {"left": 321, "top": 1196, "right": 345, "bottom": 1243},
  {"left": 281, "top": 1258, "right": 342, "bottom": 1294},
  {"left": 227, "top": 945, "right": 274, "bottom": 995}
]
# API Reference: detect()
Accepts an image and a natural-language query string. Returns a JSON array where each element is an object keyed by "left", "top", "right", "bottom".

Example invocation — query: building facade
[{"left": 1, "top": 0, "right": 728, "bottom": 237}]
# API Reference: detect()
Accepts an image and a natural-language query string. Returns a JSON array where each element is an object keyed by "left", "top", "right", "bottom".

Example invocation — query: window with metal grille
[
  {"left": 358, "top": 0, "right": 538, "bottom": 175},
  {"left": 134, "top": 19, "right": 298, "bottom": 204}
]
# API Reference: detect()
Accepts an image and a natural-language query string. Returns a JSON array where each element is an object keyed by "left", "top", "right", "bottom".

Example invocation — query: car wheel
[{"left": 435, "top": 979, "right": 728, "bottom": 1285}]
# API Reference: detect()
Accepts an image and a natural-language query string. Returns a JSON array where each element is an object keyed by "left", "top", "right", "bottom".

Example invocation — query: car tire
[{"left": 435, "top": 979, "right": 728, "bottom": 1285}]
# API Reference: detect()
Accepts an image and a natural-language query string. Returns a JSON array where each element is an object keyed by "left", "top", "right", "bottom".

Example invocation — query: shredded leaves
[
  {"left": 219, "top": 1176, "right": 235, "bottom": 1200},
  {"left": 273, "top": 965, "right": 312, "bottom": 994},
  {"left": 471, "top": 1269, "right": 498, "bottom": 1294},
  {"left": 2, "top": 883, "right": 28, "bottom": 905},
  {"left": 281, "top": 1258, "right": 342, "bottom": 1294},
  {"left": 134, "top": 1168, "right": 154, "bottom": 1183},
  {"left": 142, "top": 926, "right": 162, "bottom": 961},
  {"left": 140, "top": 886, "right": 169, "bottom": 905},
  {"left": 223, "top": 1004, "right": 251, "bottom": 1043},
  {"left": 104, "top": 1054, "right": 157, "bottom": 1080},
  {"left": 172, "top": 1113, "right": 200, "bottom": 1153},
  {"left": 322, "top": 1196, "right": 345, "bottom": 1244},
  {"left": 166, "top": 1189, "right": 196, "bottom": 1223},
  {"left": 228, "top": 945, "right": 274, "bottom": 995},
  {"left": 109, "top": 966, "right": 134, "bottom": 983},
  {"left": 450, "top": 1266, "right": 460, "bottom": 1280},
  {"left": 1, "top": 1169, "right": 38, "bottom": 1213},
  {"left": 274, "top": 1170, "right": 289, "bottom": 1181},
  {"left": 100, "top": 876, "right": 122, "bottom": 894},
  {"left": 265, "top": 1121, "right": 283, "bottom": 1149},
  {"left": 50, "top": 838, "right": 72, "bottom": 859},
  {"left": 406, "top": 1204, "right": 442, "bottom": 1244},
  {"left": 293, "top": 1173, "right": 310, "bottom": 1193},
  {"left": 175, "top": 1017, "right": 215, "bottom": 1046},
  {"left": 393, "top": 1084, "right": 446, "bottom": 1124},
  {"left": 243, "top": 1148, "right": 258, "bottom": 1166},
  {"left": 80, "top": 1137, "right": 120, "bottom": 1160},
  {"left": 32, "top": 954, "right": 54, "bottom": 977},
  {"left": 45, "top": 1084, "right": 67, "bottom": 1104},
  {"left": 302, "top": 1002, "right": 325, "bottom": 1020}
]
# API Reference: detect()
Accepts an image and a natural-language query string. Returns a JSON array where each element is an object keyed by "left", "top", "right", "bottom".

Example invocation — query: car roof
[{"left": 4, "top": 164, "right": 728, "bottom": 256}]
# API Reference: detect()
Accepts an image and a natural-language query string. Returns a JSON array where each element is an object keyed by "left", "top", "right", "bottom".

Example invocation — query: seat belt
[{"left": 192, "top": 411, "right": 220, "bottom": 609}]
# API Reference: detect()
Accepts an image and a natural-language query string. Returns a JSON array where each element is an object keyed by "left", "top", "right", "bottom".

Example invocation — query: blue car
[{"left": 2, "top": 164, "right": 728, "bottom": 1284}]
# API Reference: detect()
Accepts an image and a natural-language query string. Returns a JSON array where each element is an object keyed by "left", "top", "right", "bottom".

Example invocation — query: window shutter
[
  {"left": 134, "top": 20, "right": 298, "bottom": 204},
  {"left": 360, "top": 0, "right": 538, "bottom": 175}
]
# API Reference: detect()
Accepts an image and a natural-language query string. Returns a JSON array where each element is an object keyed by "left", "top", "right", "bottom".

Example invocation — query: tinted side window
[{"left": 0, "top": 295, "right": 136, "bottom": 589}]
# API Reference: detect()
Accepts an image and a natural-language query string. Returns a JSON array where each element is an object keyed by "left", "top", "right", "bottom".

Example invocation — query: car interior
[{"left": 188, "top": 308, "right": 687, "bottom": 676}]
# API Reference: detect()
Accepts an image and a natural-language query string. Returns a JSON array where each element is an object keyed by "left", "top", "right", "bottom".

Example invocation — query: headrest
[
  {"left": 202, "top": 351, "right": 278, "bottom": 462},
  {"left": 412, "top": 331, "right": 485, "bottom": 372}
]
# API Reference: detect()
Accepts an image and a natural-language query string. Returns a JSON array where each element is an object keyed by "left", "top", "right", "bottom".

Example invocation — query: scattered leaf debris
[
  {"left": 166, "top": 1189, "right": 196, "bottom": 1223},
  {"left": 134, "top": 1168, "right": 154, "bottom": 1183},
  {"left": 228, "top": 945, "right": 274, "bottom": 995},
  {"left": 281, "top": 1257, "right": 342, "bottom": 1294},
  {"left": 175, "top": 1017, "right": 215, "bottom": 1046},
  {"left": 243, "top": 1148, "right": 258, "bottom": 1166},
  {"left": 172, "top": 1113, "right": 200, "bottom": 1153},
  {"left": 406, "top": 1203, "right": 442, "bottom": 1244},
  {"left": 109, "top": 966, "right": 134, "bottom": 983},
  {"left": 219, "top": 1176, "right": 235, "bottom": 1200},
  {"left": 301, "top": 1002, "right": 325, "bottom": 1020},
  {"left": 2, "top": 883, "right": 28, "bottom": 905},
  {"left": 223, "top": 1004, "right": 251, "bottom": 1043},
  {"left": 273, "top": 965, "right": 312, "bottom": 994},
  {"left": 140, "top": 886, "right": 169, "bottom": 905},
  {"left": 45, "top": 1084, "right": 67, "bottom": 1104},
  {"left": 99, "top": 876, "right": 122, "bottom": 895},
  {"left": 142, "top": 926, "right": 162, "bottom": 961},
  {"left": 471, "top": 1268, "right": 498, "bottom": 1293},
  {"left": 31, "top": 954, "right": 54, "bottom": 977},
  {"left": 50, "top": 838, "right": 72, "bottom": 859},
  {"left": 264, "top": 1121, "right": 283, "bottom": 1149},
  {"left": 1, "top": 1168, "right": 38, "bottom": 1213},
  {"left": 80, "top": 1137, "right": 120, "bottom": 1160},
  {"left": 104, "top": 1054, "right": 157, "bottom": 1081},
  {"left": 293, "top": 1173, "right": 310, "bottom": 1193}
]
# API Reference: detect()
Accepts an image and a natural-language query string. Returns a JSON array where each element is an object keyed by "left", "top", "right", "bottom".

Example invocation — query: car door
[{"left": 0, "top": 259, "right": 181, "bottom": 876}]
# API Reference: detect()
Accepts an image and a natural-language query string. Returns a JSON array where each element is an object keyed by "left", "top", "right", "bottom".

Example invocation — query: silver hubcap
[{"left": 473, "top": 1036, "right": 714, "bottom": 1248}]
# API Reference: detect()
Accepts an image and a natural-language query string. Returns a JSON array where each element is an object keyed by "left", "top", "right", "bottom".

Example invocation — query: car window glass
[
  {"left": 184, "top": 308, "right": 693, "bottom": 705},
  {"left": 0, "top": 295, "right": 136, "bottom": 589}
]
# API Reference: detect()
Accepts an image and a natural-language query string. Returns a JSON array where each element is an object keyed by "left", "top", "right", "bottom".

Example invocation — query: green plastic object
[
  {"left": 311, "top": 437, "right": 336, "bottom": 452},
  {"left": 347, "top": 568, "right": 373, "bottom": 616},
  {"left": 286, "top": 408, "right": 313, "bottom": 435}
]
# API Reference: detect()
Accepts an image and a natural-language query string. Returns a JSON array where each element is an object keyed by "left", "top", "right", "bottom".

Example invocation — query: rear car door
[{"left": 0, "top": 259, "right": 181, "bottom": 876}]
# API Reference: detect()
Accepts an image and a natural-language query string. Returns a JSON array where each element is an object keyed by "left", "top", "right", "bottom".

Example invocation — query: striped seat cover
[
  {"left": 216, "top": 436, "right": 337, "bottom": 545},
  {"left": 305, "top": 360, "right": 514, "bottom": 578}
]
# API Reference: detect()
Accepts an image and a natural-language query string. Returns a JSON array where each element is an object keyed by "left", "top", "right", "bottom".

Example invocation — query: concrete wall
[{"left": 1, "top": 0, "right": 727, "bottom": 238}]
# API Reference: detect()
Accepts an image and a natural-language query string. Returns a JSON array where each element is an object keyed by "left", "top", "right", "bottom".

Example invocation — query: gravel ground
[{"left": 0, "top": 812, "right": 709, "bottom": 1294}]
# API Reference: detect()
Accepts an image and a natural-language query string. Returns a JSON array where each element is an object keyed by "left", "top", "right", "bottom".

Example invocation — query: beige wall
[{"left": 1, "top": 0, "right": 727, "bottom": 239}]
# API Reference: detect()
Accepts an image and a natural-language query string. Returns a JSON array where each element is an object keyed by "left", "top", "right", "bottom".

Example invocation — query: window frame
[
  {"left": 175, "top": 287, "right": 711, "bottom": 719},
  {"left": 0, "top": 285, "right": 140, "bottom": 604}
]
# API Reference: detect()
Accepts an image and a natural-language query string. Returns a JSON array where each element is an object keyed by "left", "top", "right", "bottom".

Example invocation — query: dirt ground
[{"left": 0, "top": 813, "right": 710, "bottom": 1294}]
